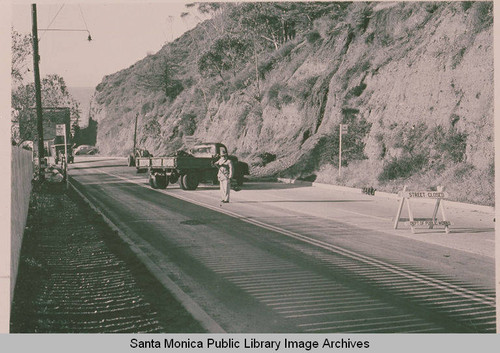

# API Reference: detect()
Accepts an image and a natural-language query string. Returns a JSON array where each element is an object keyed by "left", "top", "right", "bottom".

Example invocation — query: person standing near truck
[{"left": 215, "top": 150, "right": 233, "bottom": 203}]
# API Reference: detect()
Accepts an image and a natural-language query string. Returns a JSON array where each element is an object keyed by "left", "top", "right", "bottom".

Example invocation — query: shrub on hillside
[
  {"left": 425, "top": 2, "right": 440, "bottom": 14},
  {"left": 431, "top": 125, "right": 467, "bottom": 163},
  {"left": 356, "top": 6, "right": 373, "bottom": 33},
  {"left": 258, "top": 152, "right": 277, "bottom": 166},
  {"left": 378, "top": 154, "right": 427, "bottom": 182},
  {"left": 461, "top": 1, "right": 473, "bottom": 12},
  {"left": 267, "top": 83, "right": 294, "bottom": 108},
  {"left": 473, "top": 1, "right": 493, "bottom": 30},
  {"left": 305, "top": 30, "right": 322, "bottom": 44},
  {"left": 348, "top": 82, "right": 367, "bottom": 97},
  {"left": 339, "top": 108, "right": 372, "bottom": 162},
  {"left": 296, "top": 76, "right": 320, "bottom": 102}
]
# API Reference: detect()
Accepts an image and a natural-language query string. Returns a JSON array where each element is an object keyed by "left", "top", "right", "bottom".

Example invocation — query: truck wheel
[
  {"left": 149, "top": 173, "right": 168, "bottom": 189},
  {"left": 127, "top": 155, "right": 135, "bottom": 167},
  {"left": 179, "top": 174, "right": 187, "bottom": 190},
  {"left": 149, "top": 172, "right": 158, "bottom": 189},
  {"left": 169, "top": 174, "right": 179, "bottom": 184},
  {"left": 157, "top": 174, "right": 168, "bottom": 189},
  {"left": 235, "top": 173, "right": 244, "bottom": 186},
  {"left": 182, "top": 173, "right": 199, "bottom": 190}
]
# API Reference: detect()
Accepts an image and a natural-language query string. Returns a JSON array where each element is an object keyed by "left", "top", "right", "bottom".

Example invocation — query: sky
[{"left": 11, "top": 1, "right": 208, "bottom": 88}]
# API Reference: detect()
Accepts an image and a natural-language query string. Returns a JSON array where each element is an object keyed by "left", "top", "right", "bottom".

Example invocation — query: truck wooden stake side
[{"left": 136, "top": 143, "right": 249, "bottom": 190}]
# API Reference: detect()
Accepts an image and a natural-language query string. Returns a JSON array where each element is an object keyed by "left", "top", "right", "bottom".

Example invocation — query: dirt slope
[{"left": 91, "top": 2, "right": 493, "bottom": 205}]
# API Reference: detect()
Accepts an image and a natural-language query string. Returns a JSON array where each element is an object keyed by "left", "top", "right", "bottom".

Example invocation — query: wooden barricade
[{"left": 394, "top": 186, "right": 451, "bottom": 233}]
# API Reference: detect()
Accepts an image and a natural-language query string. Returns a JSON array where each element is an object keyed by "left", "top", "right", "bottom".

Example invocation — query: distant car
[{"left": 74, "top": 145, "right": 98, "bottom": 155}]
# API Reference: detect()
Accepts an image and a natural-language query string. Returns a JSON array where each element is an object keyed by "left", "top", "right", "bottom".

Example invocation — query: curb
[
  {"left": 277, "top": 178, "right": 495, "bottom": 214},
  {"left": 68, "top": 177, "right": 226, "bottom": 333}
]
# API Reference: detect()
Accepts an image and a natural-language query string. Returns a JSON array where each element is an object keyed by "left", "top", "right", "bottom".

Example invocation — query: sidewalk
[
  {"left": 276, "top": 178, "right": 495, "bottom": 258},
  {"left": 10, "top": 182, "right": 204, "bottom": 333}
]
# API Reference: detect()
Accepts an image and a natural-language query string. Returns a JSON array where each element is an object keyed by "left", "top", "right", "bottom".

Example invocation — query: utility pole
[
  {"left": 339, "top": 124, "right": 348, "bottom": 177},
  {"left": 32, "top": 3, "right": 44, "bottom": 181},
  {"left": 338, "top": 125, "right": 342, "bottom": 177},
  {"left": 133, "top": 113, "right": 138, "bottom": 152}
]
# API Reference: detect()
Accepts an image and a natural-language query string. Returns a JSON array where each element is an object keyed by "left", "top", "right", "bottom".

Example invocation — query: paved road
[{"left": 68, "top": 156, "right": 496, "bottom": 333}]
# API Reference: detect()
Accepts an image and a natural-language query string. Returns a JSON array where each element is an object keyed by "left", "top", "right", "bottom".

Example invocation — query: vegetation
[
  {"left": 12, "top": 74, "right": 81, "bottom": 144},
  {"left": 11, "top": 29, "right": 81, "bottom": 145},
  {"left": 92, "top": 2, "right": 493, "bottom": 205}
]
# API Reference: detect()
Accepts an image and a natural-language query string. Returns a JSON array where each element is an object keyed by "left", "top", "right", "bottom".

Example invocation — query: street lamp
[{"left": 38, "top": 28, "right": 92, "bottom": 41}]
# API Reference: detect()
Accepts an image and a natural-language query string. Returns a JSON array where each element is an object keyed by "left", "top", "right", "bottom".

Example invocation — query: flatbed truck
[{"left": 136, "top": 142, "right": 249, "bottom": 190}]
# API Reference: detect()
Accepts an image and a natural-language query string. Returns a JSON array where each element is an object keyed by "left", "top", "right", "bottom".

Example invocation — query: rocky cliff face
[{"left": 91, "top": 2, "right": 493, "bottom": 205}]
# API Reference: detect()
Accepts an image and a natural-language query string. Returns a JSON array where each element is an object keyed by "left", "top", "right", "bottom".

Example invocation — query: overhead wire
[
  {"left": 39, "top": 3, "right": 65, "bottom": 41},
  {"left": 78, "top": 5, "right": 90, "bottom": 32}
]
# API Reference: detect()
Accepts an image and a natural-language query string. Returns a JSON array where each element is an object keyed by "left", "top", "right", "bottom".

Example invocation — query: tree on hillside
[
  {"left": 198, "top": 35, "right": 250, "bottom": 80},
  {"left": 135, "top": 58, "right": 184, "bottom": 99}
]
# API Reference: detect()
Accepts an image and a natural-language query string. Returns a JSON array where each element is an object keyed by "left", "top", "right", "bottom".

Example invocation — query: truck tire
[
  {"left": 149, "top": 172, "right": 168, "bottom": 189},
  {"left": 182, "top": 173, "right": 199, "bottom": 190},
  {"left": 169, "top": 174, "right": 179, "bottom": 184},
  {"left": 235, "top": 173, "right": 244, "bottom": 186},
  {"left": 179, "top": 174, "right": 187, "bottom": 190},
  {"left": 127, "top": 155, "right": 135, "bottom": 167}
]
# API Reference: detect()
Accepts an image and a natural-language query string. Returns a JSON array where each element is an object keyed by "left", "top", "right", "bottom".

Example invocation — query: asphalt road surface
[{"left": 68, "top": 157, "right": 496, "bottom": 333}]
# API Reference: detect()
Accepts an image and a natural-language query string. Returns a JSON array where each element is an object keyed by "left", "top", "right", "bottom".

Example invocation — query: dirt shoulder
[{"left": 10, "top": 182, "right": 205, "bottom": 333}]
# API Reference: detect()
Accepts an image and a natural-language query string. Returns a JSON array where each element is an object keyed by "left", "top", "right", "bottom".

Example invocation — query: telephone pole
[
  {"left": 32, "top": 3, "right": 44, "bottom": 180},
  {"left": 133, "top": 113, "right": 138, "bottom": 152}
]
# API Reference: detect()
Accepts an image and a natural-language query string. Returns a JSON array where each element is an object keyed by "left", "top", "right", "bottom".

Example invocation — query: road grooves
[{"left": 70, "top": 167, "right": 495, "bottom": 332}]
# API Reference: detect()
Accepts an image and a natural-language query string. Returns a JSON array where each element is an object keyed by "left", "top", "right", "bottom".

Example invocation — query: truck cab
[{"left": 190, "top": 143, "right": 228, "bottom": 158}]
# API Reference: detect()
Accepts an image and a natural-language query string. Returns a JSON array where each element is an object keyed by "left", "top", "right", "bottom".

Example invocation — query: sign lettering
[
  {"left": 56, "top": 124, "right": 65, "bottom": 137},
  {"left": 407, "top": 220, "right": 451, "bottom": 227},
  {"left": 399, "top": 191, "right": 448, "bottom": 199}
]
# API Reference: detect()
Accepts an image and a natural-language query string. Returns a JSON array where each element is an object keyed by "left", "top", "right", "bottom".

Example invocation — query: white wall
[{"left": 5, "top": 147, "right": 33, "bottom": 332}]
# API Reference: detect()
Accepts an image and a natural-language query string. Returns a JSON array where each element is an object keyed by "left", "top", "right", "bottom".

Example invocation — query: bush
[
  {"left": 431, "top": 125, "right": 467, "bottom": 163},
  {"left": 258, "top": 152, "right": 276, "bottom": 166},
  {"left": 296, "top": 76, "right": 319, "bottom": 101},
  {"left": 461, "top": 1, "right": 473, "bottom": 11},
  {"left": 267, "top": 82, "right": 294, "bottom": 108},
  {"left": 348, "top": 82, "right": 367, "bottom": 97},
  {"left": 356, "top": 6, "right": 373, "bottom": 33},
  {"left": 258, "top": 58, "right": 276, "bottom": 79},
  {"left": 425, "top": 3, "right": 439, "bottom": 14},
  {"left": 267, "top": 83, "right": 281, "bottom": 103},
  {"left": 474, "top": 1, "right": 493, "bottom": 29},
  {"left": 378, "top": 155, "right": 427, "bottom": 182},
  {"left": 305, "top": 30, "right": 321, "bottom": 44}
]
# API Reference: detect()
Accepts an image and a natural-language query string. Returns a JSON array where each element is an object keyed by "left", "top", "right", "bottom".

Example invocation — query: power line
[
  {"left": 78, "top": 5, "right": 89, "bottom": 32},
  {"left": 40, "top": 4, "right": 65, "bottom": 41}
]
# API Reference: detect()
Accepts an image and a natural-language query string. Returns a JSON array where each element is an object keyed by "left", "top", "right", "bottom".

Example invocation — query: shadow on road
[
  {"left": 72, "top": 158, "right": 122, "bottom": 164},
  {"left": 70, "top": 164, "right": 128, "bottom": 170},
  {"left": 234, "top": 199, "right": 372, "bottom": 204},
  {"left": 443, "top": 228, "right": 495, "bottom": 234}
]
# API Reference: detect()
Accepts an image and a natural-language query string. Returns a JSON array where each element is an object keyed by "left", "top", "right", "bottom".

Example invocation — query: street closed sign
[
  {"left": 399, "top": 191, "right": 448, "bottom": 199},
  {"left": 56, "top": 124, "right": 66, "bottom": 136}
]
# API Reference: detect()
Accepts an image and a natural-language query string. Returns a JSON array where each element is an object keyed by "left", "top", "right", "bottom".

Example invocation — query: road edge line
[
  {"left": 68, "top": 178, "right": 226, "bottom": 333},
  {"left": 95, "top": 170, "right": 494, "bottom": 306}
]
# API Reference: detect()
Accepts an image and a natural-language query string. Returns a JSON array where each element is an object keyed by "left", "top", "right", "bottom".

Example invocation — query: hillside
[{"left": 90, "top": 2, "right": 494, "bottom": 205}]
